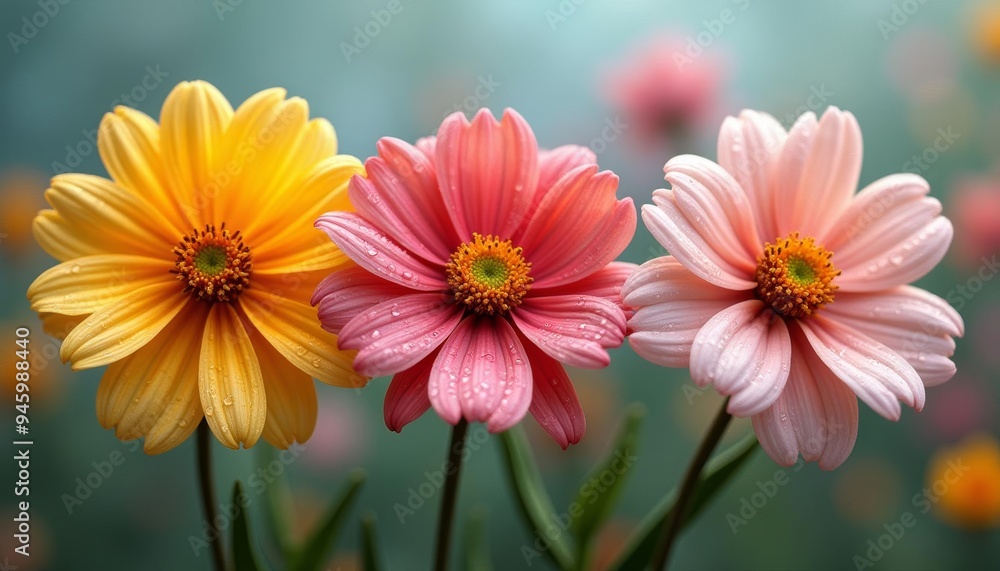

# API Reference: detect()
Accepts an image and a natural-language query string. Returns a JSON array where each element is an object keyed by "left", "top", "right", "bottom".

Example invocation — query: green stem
[
  {"left": 197, "top": 421, "right": 226, "bottom": 571},
  {"left": 650, "top": 398, "right": 732, "bottom": 570},
  {"left": 433, "top": 419, "right": 469, "bottom": 571}
]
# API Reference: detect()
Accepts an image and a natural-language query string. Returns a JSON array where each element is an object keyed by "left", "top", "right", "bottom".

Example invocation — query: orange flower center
[
  {"left": 755, "top": 232, "right": 839, "bottom": 319},
  {"left": 445, "top": 233, "right": 532, "bottom": 315},
  {"left": 172, "top": 224, "right": 252, "bottom": 303}
]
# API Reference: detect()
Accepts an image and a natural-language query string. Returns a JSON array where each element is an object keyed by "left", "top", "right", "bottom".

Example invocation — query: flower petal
[
  {"left": 511, "top": 294, "right": 626, "bottom": 369},
  {"left": 350, "top": 137, "right": 460, "bottom": 265},
  {"left": 240, "top": 289, "right": 367, "bottom": 388},
  {"left": 716, "top": 110, "right": 787, "bottom": 240},
  {"left": 315, "top": 212, "right": 447, "bottom": 291},
  {"left": 663, "top": 154, "right": 762, "bottom": 264},
  {"left": 522, "top": 334, "right": 585, "bottom": 449},
  {"left": 384, "top": 351, "right": 436, "bottom": 432},
  {"left": 28, "top": 255, "right": 171, "bottom": 316},
  {"left": 33, "top": 211, "right": 103, "bottom": 261},
  {"left": 823, "top": 286, "right": 963, "bottom": 386},
  {"left": 313, "top": 265, "right": 412, "bottom": 335},
  {"left": 199, "top": 303, "right": 266, "bottom": 450},
  {"left": 436, "top": 109, "right": 540, "bottom": 241},
  {"left": 159, "top": 80, "right": 234, "bottom": 224},
  {"left": 624, "top": 256, "right": 748, "bottom": 368},
  {"left": 338, "top": 293, "right": 463, "bottom": 378},
  {"left": 690, "top": 300, "right": 791, "bottom": 416},
  {"left": 799, "top": 315, "right": 924, "bottom": 420},
  {"left": 534, "top": 261, "right": 638, "bottom": 314},
  {"left": 537, "top": 145, "right": 596, "bottom": 194},
  {"left": 773, "top": 107, "right": 863, "bottom": 238},
  {"left": 428, "top": 317, "right": 533, "bottom": 431},
  {"left": 752, "top": 330, "right": 859, "bottom": 470},
  {"left": 97, "top": 301, "right": 207, "bottom": 454},
  {"left": 251, "top": 332, "right": 317, "bottom": 449},
  {"left": 60, "top": 282, "right": 187, "bottom": 369},
  {"left": 517, "top": 165, "right": 636, "bottom": 288}
]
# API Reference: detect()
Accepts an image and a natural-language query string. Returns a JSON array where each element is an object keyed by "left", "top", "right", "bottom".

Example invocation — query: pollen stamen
[
  {"left": 755, "top": 232, "right": 839, "bottom": 319},
  {"left": 172, "top": 224, "right": 252, "bottom": 303},
  {"left": 446, "top": 233, "right": 532, "bottom": 315}
]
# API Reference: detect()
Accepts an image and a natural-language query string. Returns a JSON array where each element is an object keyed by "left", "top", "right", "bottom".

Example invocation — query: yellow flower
[
  {"left": 27, "top": 80, "right": 367, "bottom": 453},
  {"left": 926, "top": 433, "right": 1000, "bottom": 529}
]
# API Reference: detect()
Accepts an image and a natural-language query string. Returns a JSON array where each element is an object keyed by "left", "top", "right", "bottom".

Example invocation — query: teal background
[{"left": 1, "top": 0, "right": 999, "bottom": 569}]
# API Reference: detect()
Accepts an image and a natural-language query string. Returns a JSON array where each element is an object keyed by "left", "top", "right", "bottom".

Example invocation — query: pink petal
[
  {"left": 823, "top": 286, "right": 963, "bottom": 386},
  {"left": 799, "top": 315, "right": 924, "bottom": 420},
  {"left": 339, "top": 293, "right": 463, "bottom": 378},
  {"left": 537, "top": 145, "right": 596, "bottom": 194},
  {"left": 624, "top": 257, "right": 749, "bottom": 367},
  {"left": 349, "top": 137, "right": 459, "bottom": 265},
  {"left": 717, "top": 110, "right": 787, "bottom": 240},
  {"left": 384, "top": 351, "right": 435, "bottom": 432},
  {"left": 436, "top": 109, "right": 540, "bottom": 241},
  {"left": 522, "top": 335, "right": 585, "bottom": 449},
  {"left": 428, "top": 317, "right": 533, "bottom": 431},
  {"left": 315, "top": 212, "right": 447, "bottom": 291},
  {"left": 664, "top": 154, "right": 762, "bottom": 264},
  {"left": 752, "top": 330, "right": 859, "bottom": 470},
  {"left": 511, "top": 295, "right": 627, "bottom": 369},
  {"left": 517, "top": 165, "right": 636, "bottom": 289},
  {"left": 773, "top": 107, "right": 863, "bottom": 238},
  {"left": 312, "top": 266, "right": 412, "bottom": 335},
  {"left": 642, "top": 194, "right": 756, "bottom": 291},
  {"left": 822, "top": 174, "right": 954, "bottom": 291},
  {"left": 534, "top": 261, "right": 638, "bottom": 315},
  {"left": 415, "top": 136, "right": 436, "bottom": 161},
  {"left": 690, "top": 299, "right": 791, "bottom": 416}
]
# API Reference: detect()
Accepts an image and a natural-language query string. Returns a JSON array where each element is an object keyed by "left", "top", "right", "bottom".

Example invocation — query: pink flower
[
  {"left": 949, "top": 172, "right": 1000, "bottom": 269},
  {"left": 313, "top": 109, "right": 637, "bottom": 448},
  {"left": 623, "top": 107, "right": 964, "bottom": 469},
  {"left": 603, "top": 36, "right": 724, "bottom": 145}
]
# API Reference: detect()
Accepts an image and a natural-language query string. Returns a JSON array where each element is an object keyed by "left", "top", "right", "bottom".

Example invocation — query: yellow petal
[
  {"left": 159, "top": 80, "right": 234, "bottom": 225},
  {"left": 38, "top": 312, "right": 86, "bottom": 340},
  {"left": 97, "top": 106, "right": 191, "bottom": 231},
  {"left": 33, "top": 210, "right": 104, "bottom": 261},
  {"left": 199, "top": 303, "right": 267, "bottom": 450},
  {"left": 60, "top": 282, "right": 187, "bottom": 369},
  {"left": 45, "top": 174, "right": 179, "bottom": 257},
  {"left": 240, "top": 289, "right": 368, "bottom": 388},
  {"left": 28, "top": 254, "right": 171, "bottom": 315},
  {"left": 96, "top": 301, "right": 207, "bottom": 453},
  {"left": 251, "top": 332, "right": 317, "bottom": 449},
  {"left": 253, "top": 231, "right": 350, "bottom": 276}
]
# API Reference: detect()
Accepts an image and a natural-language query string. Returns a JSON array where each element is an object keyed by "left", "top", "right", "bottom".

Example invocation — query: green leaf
[
  {"left": 609, "top": 432, "right": 759, "bottom": 571},
  {"left": 570, "top": 403, "right": 645, "bottom": 566},
  {"left": 255, "top": 443, "right": 294, "bottom": 561},
  {"left": 498, "top": 426, "right": 576, "bottom": 571},
  {"left": 360, "top": 512, "right": 381, "bottom": 571},
  {"left": 462, "top": 506, "right": 492, "bottom": 571},
  {"left": 231, "top": 481, "right": 265, "bottom": 571},
  {"left": 288, "top": 469, "right": 366, "bottom": 571}
]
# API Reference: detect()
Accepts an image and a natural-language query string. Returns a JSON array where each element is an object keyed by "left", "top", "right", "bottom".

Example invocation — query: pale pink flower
[
  {"left": 949, "top": 172, "right": 1000, "bottom": 269},
  {"left": 313, "top": 109, "right": 637, "bottom": 448},
  {"left": 624, "top": 107, "right": 964, "bottom": 469}
]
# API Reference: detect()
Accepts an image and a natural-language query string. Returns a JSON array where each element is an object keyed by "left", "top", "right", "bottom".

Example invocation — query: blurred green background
[{"left": 2, "top": 0, "right": 999, "bottom": 569}]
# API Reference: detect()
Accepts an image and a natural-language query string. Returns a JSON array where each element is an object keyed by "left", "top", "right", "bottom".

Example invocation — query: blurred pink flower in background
[
  {"left": 948, "top": 172, "right": 1000, "bottom": 268},
  {"left": 302, "top": 393, "right": 370, "bottom": 471},
  {"left": 625, "top": 107, "right": 963, "bottom": 470},
  {"left": 602, "top": 35, "right": 724, "bottom": 150},
  {"left": 920, "top": 376, "right": 995, "bottom": 443}
]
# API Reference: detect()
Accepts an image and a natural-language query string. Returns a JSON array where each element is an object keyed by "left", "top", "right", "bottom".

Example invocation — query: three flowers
[{"left": 26, "top": 80, "right": 962, "bottom": 470}]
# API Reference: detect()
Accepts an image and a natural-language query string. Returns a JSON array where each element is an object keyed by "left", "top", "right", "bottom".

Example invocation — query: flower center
[
  {"left": 445, "top": 233, "right": 532, "bottom": 315},
  {"left": 755, "top": 232, "right": 839, "bottom": 319},
  {"left": 172, "top": 224, "right": 252, "bottom": 303}
]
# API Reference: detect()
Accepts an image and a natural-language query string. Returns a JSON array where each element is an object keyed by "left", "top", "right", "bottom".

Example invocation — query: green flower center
[
  {"left": 172, "top": 224, "right": 252, "bottom": 303},
  {"left": 194, "top": 245, "right": 228, "bottom": 276},
  {"left": 445, "top": 233, "right": 532, "bottom": 315},
  {"left": 470, "top": 257, "right": 509, "bottom": 288}
]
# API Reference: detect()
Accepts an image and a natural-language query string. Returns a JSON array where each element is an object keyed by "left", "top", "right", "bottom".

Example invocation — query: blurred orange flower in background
[
  {"left": 0, "top": 168, "right": 47, "bottom": 257},
  {"left": 926, "top": 433, "right": 1000, "bottom": 529}
]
